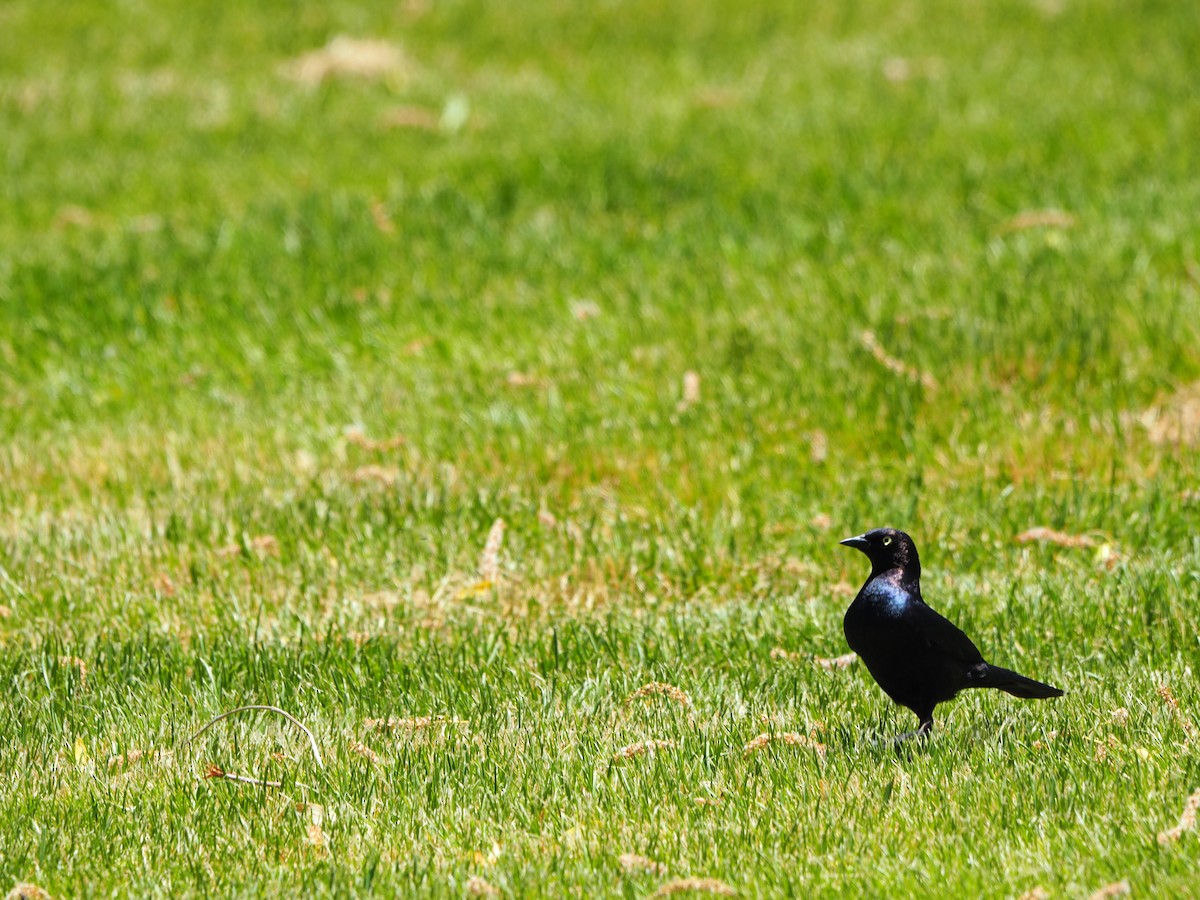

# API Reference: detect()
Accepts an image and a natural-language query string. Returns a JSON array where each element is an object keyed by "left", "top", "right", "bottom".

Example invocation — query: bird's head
[{"left": 839, "top": 527, "right": 920, "bottom": 579}]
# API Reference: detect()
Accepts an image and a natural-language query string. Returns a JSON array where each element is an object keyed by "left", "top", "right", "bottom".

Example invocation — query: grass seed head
[
  {"left": 59, "top": 656, "right": 88, "bottom": 689},
  {"left": 613, "top": 739, "right": 676, "bottom": 760},
  {"left": 625, "top": 682, "right": 691, "bottom": 708},
  {"left": 743, "top": 731, "right": 826, "bottom": 759},
  {"left": 348, "top": 740, "right": 380, "bottom": 763},
  {"left": 1158, "top": 684, "right": 1198, "bottom": 742}
]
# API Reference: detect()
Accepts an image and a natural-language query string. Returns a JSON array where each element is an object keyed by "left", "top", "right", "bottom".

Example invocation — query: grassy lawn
[{"left": 2, "top": 0, "right": 1200, "bottom": 895}]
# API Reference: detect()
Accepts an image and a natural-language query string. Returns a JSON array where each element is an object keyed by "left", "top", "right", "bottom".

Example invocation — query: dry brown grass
[
  {"left": 1014, "top": 526, "right": 1098, "bottom": 548},
  {"left": 1087, "top": 879, "right": 1130, "bottom": 899},
  {"left": 677, "top": 371, "right": 701, "bottom": 411},
  {"left": 1157, "top": 787, "right": 1200, "bottom": 843},
  {"left": 107, "top": 748, "right": 171, "bottom": 769},
  {"left": 5, "top": 885, "right": 52, "bottom": 900},
  {"left": 813, "top": 652, "right": 858, "bottom": 671},
  {"left": 768, "top": 647, "right": 802, "bottom": 662},
  {"left": 1158, "top": 684, "right": 1198, "bottom": 743},
  {"left": 478, "top": 518, "right": 506, "bottom": 583},
  {"left": 612, "top": 739, "right": 676, "bottom": 761},
  {"left": 216, "top": 534, "right": 280, "bottom": 559},
  {"left": 344, "top": 426, "right": 406, "bottom": 451},
  {"left": 465, "top": 875, "right": 500, "bottom": 897},
  {"left": 998, "top": 209, "right": 1076, "bottom": 232},
  {"left": 304, "top": 804, "right": 328, "bottom": 853},
  {"left": 381, "top": 106, "right": 441, "bottom": 130},
  {"left": 1136, "top": 380, "right": 1200, "bottom": 445},
  {"left": 283, "top": 36, "right": 411, "bottom": 86},
  {"left": 364, "top": 715, "right": 467, "bottom": 732},
  {"left": 349, "top": 465, "right": 400, "bottom": 487},
  {"left": 742, "top": 730, "right": 826, "bottom": 760},
  {"left": 649, "top": 877, "right": 737, "bottom": 897},
  {"left": 808, "top": 429, "right": 828, "bottom": 463},
  {"left": 859, "top": 330, "right": 938, "bottom": 390},
  {"left": 625, "top": 682, "right": 692, "bottom": 709},
  {"left": 348, "top": 740, "right": 381, "bottom": 764},
  {"left": 619, "top": 853, "right": 668, "bottom": 876}
]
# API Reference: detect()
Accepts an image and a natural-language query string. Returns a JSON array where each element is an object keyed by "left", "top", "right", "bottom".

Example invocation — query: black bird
[{"left": 840, "top": 527, "right": 1062, "bottom": 736}]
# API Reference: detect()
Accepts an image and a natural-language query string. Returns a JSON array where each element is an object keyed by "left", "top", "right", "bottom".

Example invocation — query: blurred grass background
[{"left": 1, "top": 0, "right": 1199, "bottom": 896}]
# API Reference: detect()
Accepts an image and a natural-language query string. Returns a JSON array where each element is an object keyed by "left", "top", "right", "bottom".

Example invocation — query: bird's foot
[{"left": 891, "top": 720, "right": 933, "bottom": 752}]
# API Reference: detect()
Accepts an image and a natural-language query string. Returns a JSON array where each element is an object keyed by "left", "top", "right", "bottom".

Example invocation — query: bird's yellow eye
[{"left": 882, "top": 536, "right": 893, "bottom": 546}]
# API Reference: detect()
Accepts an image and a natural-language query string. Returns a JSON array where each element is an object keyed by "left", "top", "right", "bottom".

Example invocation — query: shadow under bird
[{"left": 840, "top": 527, "right": 1063, "bottom": 736}]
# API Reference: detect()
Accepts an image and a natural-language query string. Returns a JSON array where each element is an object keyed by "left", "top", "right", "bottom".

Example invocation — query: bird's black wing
[{"left": 904, "top": 602, "right": 985, "bottom": 664}]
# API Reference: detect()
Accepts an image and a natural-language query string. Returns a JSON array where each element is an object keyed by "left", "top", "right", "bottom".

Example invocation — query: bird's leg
[{"left": 891, "top": 715, "right": 934, "bottom": 748}]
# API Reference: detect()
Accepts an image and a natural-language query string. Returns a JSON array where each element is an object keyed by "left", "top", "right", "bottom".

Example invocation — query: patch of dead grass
[
  {"left": 1135, "top": 381, "right": 1200, "bottom": 446},
  {"left": 345, "top": 426, "right": 406, "bottom": 451},
  {"left": 349, "top": 465, "right": 400, "bottom": 486},
  {"left": 1014, "top": 527, "right": 1098, "bottom": 548},
  {"left": 619, "top": 853, "right": 668, "bottom": 876},
  {"left": 5, "top": 885, "right": 52, "bottom": 900},
  {"left": 283, "top": 36, "right": 412, "bottom": 86}
]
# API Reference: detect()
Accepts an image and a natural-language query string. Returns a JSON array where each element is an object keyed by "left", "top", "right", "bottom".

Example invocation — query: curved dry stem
[{"left": 184, "top": 704, "right": 324, "bottom": 769}]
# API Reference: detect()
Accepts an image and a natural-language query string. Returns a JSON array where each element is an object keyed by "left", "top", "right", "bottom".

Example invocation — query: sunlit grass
[{"left": 2, "top": 0, "right": 1200, "bottom": 896}]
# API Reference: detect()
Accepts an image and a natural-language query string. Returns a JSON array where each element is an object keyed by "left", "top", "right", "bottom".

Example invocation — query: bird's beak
[{"left": 839, "top": 534, "right": 870, "bottom": 551}]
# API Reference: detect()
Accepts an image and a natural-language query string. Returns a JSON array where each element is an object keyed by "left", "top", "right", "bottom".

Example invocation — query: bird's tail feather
[{"left": 979, "top": 665, "right": 1063, "bottom": 699}]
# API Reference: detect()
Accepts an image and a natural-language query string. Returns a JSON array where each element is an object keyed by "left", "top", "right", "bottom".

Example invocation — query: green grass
[{"left": 2, "top": 0, "right": 1200, "bottom": 895}]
